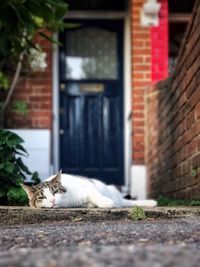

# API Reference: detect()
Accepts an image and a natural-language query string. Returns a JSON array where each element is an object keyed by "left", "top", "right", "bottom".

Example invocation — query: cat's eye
[
  {"left": 60, "top": 188, "right": 66, "bottom": 193},
  {"left": 52, "top": 190, "right": 58, "bottom": 195},
  {"left": 52, "top": 188, "right": 65, "bottom": 195},
  {"left": 37, "top": 196, "right": 46, "bottom": 200}
]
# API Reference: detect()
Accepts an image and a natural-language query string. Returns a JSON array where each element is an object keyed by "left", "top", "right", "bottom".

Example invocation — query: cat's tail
[{"left": 122, "top": 199, "right": 157, "bottom": 207}]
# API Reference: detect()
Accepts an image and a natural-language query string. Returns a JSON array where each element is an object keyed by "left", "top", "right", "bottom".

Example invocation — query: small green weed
[
  {"left": 130, "top": 206, "right": 147, "bottom": 220},
  {"left": 157, "top": 196, "right": 200, "bottom": 206},
  {"left": 191, "top": 167, "right": 200, "bottom": 177}
]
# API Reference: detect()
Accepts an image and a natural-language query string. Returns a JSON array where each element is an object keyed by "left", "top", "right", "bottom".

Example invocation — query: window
[{"left": 65, "top": 27, "right": 118, "bottom": 80}]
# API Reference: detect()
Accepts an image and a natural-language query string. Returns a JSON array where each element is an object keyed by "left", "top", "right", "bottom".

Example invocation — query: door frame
[{"left": 52, "top": 0, "right": 132, "bottom": 194}]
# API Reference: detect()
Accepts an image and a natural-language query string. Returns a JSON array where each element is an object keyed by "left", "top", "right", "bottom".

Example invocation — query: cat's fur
[{"left": 21, "top": 171, "right": 157, "bottom": 208}]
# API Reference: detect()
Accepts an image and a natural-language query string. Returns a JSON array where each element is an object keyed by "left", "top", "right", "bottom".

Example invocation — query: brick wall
[
  {"left": 131, "top": 0, "right": 151, "bottom": 164},
  {"left": 145, "top": 0, "right": 200, "bottom": 199},
  {"left": 5, "top": 34, "right": 52, "bottom": 129}
]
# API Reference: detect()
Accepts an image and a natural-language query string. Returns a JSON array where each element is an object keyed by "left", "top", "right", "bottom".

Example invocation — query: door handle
[
  {"left": 60, "top": 83, "right": 65, "bottom": 91},
  {"left": 59, "top": 108, "right": 64, "bottom": 114},
  {"left": 59, "top": 129, "right": 64, "bottom": 135}
]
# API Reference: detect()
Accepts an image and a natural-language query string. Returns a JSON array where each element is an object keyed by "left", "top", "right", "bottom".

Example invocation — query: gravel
[{"left": 0, "top": 216, "right": 200, "bottom": 266}]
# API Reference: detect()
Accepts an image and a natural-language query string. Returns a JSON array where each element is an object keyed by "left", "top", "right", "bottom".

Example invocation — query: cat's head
[{"left": 21, "top": 171, "right": 66, "bottom": 208}]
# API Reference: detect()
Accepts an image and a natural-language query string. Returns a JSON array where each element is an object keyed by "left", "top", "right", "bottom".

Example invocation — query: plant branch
[{"left": 1, "top": 52, "right": 24, "bottom": 113}]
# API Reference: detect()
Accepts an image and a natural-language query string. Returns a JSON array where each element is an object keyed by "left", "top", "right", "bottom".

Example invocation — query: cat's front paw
[{"left": 98, "top": 197, "right": 115, "bottom": 208}]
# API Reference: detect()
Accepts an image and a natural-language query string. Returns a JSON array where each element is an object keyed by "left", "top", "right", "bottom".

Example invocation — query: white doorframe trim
[
  {"left": 122, "top": 0, "right": 132, "bottom": 195},
  {"left": 52, "top": 38, "right": 59, "bottom": 173},
  {"left": 52, "top": 1, "right": 132, "bottom": 193}
]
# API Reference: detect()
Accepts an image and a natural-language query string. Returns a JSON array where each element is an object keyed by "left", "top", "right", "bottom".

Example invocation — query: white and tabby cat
[{"left": 21, "top": 171, "right": 156, "bottom": 208}]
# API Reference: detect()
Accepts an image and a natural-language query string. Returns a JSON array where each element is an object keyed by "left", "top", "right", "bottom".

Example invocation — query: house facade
[{"left": 6, "top": 0, "right": 196, "bottom": 199}]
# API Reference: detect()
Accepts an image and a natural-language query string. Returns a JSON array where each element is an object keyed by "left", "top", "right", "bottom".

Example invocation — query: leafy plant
[
  {"left": 7, "top": 187, "right": 28, "bottom": 205},
  {"left": 0, "top": 72, "right": 10, "bottom": 90},
  {"left": 130, "top": 206, "right": 147, "bottom": 220},
  {"left": 12, "top": 101, "right": 28, "bottom": 116},
  {"left": 0, "top": 129, "right": 40, "bottom": 201}
]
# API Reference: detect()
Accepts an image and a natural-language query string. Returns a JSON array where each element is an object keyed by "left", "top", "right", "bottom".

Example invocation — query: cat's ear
[
  {"left": 51, "top": 170, "right": 62, "bottom": 184},
  {"left": 20, "top": 184, "right": 34, "bottom": 199}
]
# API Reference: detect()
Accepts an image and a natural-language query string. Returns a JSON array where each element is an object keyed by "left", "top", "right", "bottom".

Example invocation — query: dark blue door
[{"left": 59, "top": 20, "right": 124, "bottom": 185}]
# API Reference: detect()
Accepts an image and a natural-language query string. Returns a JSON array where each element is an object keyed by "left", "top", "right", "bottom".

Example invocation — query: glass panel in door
[{"left": 65, "top": 27, "right": 118, "bottom": 80}]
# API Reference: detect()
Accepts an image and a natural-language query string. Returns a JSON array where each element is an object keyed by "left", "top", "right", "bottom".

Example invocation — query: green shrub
[{"left": 0, "top": 129, "right": 40, "bottom": 203}]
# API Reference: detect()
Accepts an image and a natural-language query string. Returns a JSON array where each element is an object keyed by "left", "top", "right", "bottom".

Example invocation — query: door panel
[
  {"left": 60, "top": 95, "right": 82, "bottom": 169},
  {"left": 59, "top": 20, "right": 124, "bottom": 185},
  {"left": 103, "top": 96, "right": 120, "bottom": 168},
  {"left": 83, "top": 96, "right": 101, "bottom": 168}
]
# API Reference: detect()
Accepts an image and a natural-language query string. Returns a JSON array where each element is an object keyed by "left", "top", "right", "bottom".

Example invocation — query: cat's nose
[
  {"left": 50, "top": 199, "right": 55, "bottom": 208},
  {"left": 50, "top": 199, "right": 55, "bottom": 204}
]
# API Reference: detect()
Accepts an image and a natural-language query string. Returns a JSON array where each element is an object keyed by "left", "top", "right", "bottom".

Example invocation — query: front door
[{"left": 59, "top": 19, "right": 124, "bottom": 185}]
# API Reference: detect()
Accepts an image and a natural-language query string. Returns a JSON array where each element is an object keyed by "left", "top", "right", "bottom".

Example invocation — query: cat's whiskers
[{"left": 50, "top": 198, "right": 55, "bottom": 207}]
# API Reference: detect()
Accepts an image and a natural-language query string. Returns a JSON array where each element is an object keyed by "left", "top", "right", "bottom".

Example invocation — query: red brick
[
  {"left": 133, "top": 121, "right": 144, "bottom": 127},
  {"left": 196, "top": 102, "right": 200, "bottom": 119}
]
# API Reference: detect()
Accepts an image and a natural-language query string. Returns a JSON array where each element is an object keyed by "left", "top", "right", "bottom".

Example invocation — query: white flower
[{"left": 28, "top": 47, "right": 47, "bottom": 72}]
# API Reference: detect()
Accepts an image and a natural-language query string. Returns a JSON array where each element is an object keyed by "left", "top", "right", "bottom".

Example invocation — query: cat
[{"left": 21, "top": 171, "right": 157, "bottom": 208}]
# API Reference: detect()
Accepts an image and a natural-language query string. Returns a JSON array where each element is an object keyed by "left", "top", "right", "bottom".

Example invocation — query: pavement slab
[{"left": 1, "top": 206, "right": 200, "bottom": 225}]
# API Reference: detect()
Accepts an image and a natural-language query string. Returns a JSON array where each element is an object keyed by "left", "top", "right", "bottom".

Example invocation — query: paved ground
[
  {"left": 0, "top": 214, "right": 200, "bottom": 266},
  {"left": 1, "top": 206, "right": 200, "bottom": 225}
]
